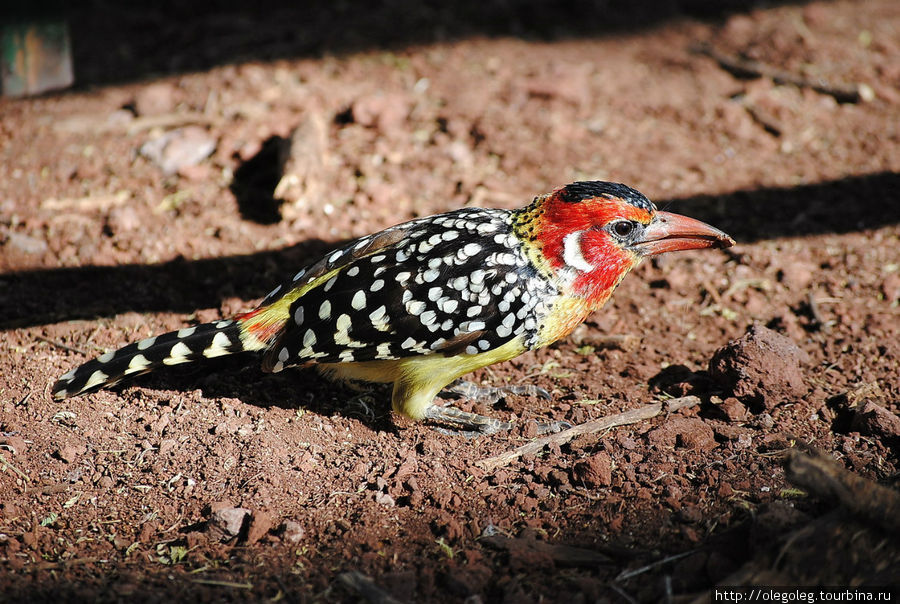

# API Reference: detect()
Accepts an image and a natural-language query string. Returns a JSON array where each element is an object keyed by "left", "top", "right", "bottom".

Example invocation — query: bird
[{"left": 51, "top": 181, "right": 734, "bottom": 434}]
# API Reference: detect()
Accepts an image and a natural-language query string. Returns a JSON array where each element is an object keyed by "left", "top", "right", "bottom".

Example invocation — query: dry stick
[
  {"left": 0, "top": 452, "right": 30, "bottom": 482},
  {"left": 741, "top": 102, "right": 783, "bottom": 137},
  {"left": 695, "top": 44, "right": 862, "bottom": 103},
  {"left": 476, "top": 396, "right": 701, "bottom": 471},
  {"left": 190, "top": 579, "right": 253, "bottom": 589},
  {"left": 35, "top": 335, "right": 88, "bottom": 355},
  {"left": 784, "top": 449, "right": 900, "bottom": 534}
]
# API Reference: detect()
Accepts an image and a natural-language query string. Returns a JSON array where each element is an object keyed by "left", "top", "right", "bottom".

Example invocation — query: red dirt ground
[{"left": 2, "top": 1, "right": 899, "bottom": 601}]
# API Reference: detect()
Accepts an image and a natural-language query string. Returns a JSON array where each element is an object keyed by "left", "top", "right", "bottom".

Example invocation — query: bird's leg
[
  {"left": 434, "top": 380, "right": 568, "bottom": 436},
  {"left": 424, "top": 403, "right": 571, "bottom": 437},
  {"left": 423, "top": 403, "right": 513, "bottom": 436},
  {"left": 395, "top": 375, "right": 561, "bottom": 436},
  {"left": 440, "top": 379, "right": 552, "bottom": 405}
]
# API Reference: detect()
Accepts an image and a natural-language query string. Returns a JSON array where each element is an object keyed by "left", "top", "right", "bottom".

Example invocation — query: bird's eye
[{"left": 611, "top": 221, "right": 636, "bottom": 239}]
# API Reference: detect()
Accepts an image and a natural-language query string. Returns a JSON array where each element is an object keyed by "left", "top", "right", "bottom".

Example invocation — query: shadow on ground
[
  {"left": 3, "top": 171, "right": 897, "bottom": 330},
  {"left": 5, "top": 0, "right": 811, "bottom": 88}
]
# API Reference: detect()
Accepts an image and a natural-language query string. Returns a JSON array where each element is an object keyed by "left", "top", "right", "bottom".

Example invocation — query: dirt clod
[
  {"left": 245, "top": 510, "right": 276, "bottom": 545},
  {"left": 647, "top": 417, "right": 717, "bottom": 451},
  {"left": 719, "top": 397, "right": 750, "bottom": 422},
  {"left": 573, "top": 451, "right": 613, "bottom": 488},
  {"left": 851, "top": 401, "right": 900, "bottom": 441},
  {"left": 709, "top": 324, "right": 810, "bottom": 410},
  {"left": 139, "top": 126, "right": 217, "bottom": 175},
  {"left": 133, "top": 82, "right": 177, "bottom": 116},
  {"left": 53, "top": 443, "right": 85, "bottom": 464}
]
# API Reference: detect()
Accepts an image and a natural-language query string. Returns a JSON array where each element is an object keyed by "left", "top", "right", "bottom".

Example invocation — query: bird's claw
[
  {"left": 534, "top": 419, "right": 573, "bottom": 435},
  {"left": 440, "top": 380, "right": 551, "bottom": 404},
  {"left": 502, "top": 384, "right": 553, "bottom": 400},
  {"left": 424, "top": 404, "right": 513, "bottom": 436}
]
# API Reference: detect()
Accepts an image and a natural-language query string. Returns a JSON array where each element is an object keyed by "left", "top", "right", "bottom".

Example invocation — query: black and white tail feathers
[{"left": 51, "top": 319, "right": 250, "bottom": 400}]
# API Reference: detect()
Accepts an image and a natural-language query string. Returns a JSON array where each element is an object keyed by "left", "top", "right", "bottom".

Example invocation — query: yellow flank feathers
[{"left": 318, "top": 337, "right": 528, "bottom": 419}]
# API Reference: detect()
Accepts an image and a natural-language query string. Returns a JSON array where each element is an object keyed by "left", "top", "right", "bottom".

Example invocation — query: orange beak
[{"left": 633, "top": 211, "right": 735, "bottom": 256}]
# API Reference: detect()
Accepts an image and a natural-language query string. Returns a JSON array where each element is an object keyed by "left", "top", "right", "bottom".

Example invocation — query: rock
[
  {"left": 572, "top": 452, "right": 613, "bottom": 488},
  {"left": 719, "top": 397, "right": 749, "bottom": 422},
  {"left": 133, "top": 82, "right": 177, "bottom": 116},
  {"left": 708, "top": 324, "right": 809, "bottom": 410},
  {"left": 139, "top": 126, "right": 217, "bottom": 175},
  {"left": 207, "top": 506, "right": 250, "bottom": 542},
  {"left": 851, "top": 401, "right": 900, "bottom": 441},
  {"left": 6, "top": 231, "right": 48, "bottom": 255},
  {"left": 279, "top": 520, "right": 305, "bottom": 544},
  {"left": 245, "top": 510, "right": 276, "bottom": 545},
  {"left": 375, "top": 491, "right": 396, "bottom": 507},
  {"left": 647, "top": 417, "right": 717, "bottom": 451}
]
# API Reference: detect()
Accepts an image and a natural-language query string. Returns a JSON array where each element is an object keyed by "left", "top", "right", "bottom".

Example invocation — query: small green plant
[
  {"left": 435, "top": 537, "right": 454, "bottom": 560},
  {"left": 40, "top": 512, "right": 59, "bottom": 527},
  {"left": 156, "top": 543, "right": 189, "bottom": 565}
]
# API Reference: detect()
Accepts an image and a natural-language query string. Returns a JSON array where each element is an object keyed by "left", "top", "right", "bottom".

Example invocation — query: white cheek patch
[{"left": 562, "top": 230, "right": 594, "bottom": 272}]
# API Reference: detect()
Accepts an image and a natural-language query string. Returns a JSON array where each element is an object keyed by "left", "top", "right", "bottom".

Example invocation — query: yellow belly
[{"left": 318, "top": 337, "right": 528, "bottom": 419}]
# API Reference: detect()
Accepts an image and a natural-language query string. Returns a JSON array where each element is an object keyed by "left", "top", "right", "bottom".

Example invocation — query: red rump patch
[{"left": 237, "top": 307, "right": 285, "bottom": 346}]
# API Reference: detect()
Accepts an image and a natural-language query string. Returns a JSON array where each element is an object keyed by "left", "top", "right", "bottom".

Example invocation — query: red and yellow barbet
[{"left": 52, "top": 181, "right": 734, "bottom": 433}]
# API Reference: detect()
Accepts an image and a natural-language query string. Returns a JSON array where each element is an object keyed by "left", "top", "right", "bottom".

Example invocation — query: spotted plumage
[
  {"left": 256, "top": 208, "right": 555, "bottom": 374},
  {"left": 52, "top": 181, "right": 734, "bottom": 433}
]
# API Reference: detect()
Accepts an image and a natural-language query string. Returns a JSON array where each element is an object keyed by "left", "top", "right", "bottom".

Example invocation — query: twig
[
  {"left": 191, "top": 579, "right": 253, "bottom": 589},
  {"left": 806, "top": 292, "right": 827, "bottom": 330},
  {"left": 608, "top": 583, "right": 640, "bottom": 604},
  {"left": 695, "top": 44, "right": 862, "bottom": 103},
  {"left": 41, "top": 191, "right": 129, "bottom": 212},
  {"left": 701, "top": 280, "right": 724, "bottom": 306},
  {"left": 784, "top": 449, "right": 900, "bottom": 534},
  {"left": 0, "top": 452, "right": 30, "bottom": 482},
  {"left": 476, "top": 396, "right": 700, "bottom": 471},
  {"left": 615, "top": 549, "right": 695, "bottom": 581},
  {"left": 35, "top": 335, "right": 87, "bottom": 355},
  {"left": 336, "top": 571, "right": 404, "bottom": 604},
  {"left": 741, "top": 101, "right": 782, "bottom": 137}
]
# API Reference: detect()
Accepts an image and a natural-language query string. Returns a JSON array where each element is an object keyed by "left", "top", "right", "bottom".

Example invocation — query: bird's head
[{"left": 518, "top": 181, "right": 734, "bottom": 304}]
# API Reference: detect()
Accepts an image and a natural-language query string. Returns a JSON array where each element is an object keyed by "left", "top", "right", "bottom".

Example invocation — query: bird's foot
[
  {"left": 534, "top": 419, "right": 573, "bottom": 435},
  {"left": 440, "top": 379, "right": 552, "bottom": 405},
  {"left": 423, "top": 403, "right": 571, "bottom": 438},
  {"left": 424, "top": 404, "right": 513, "bottom": 437}
]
